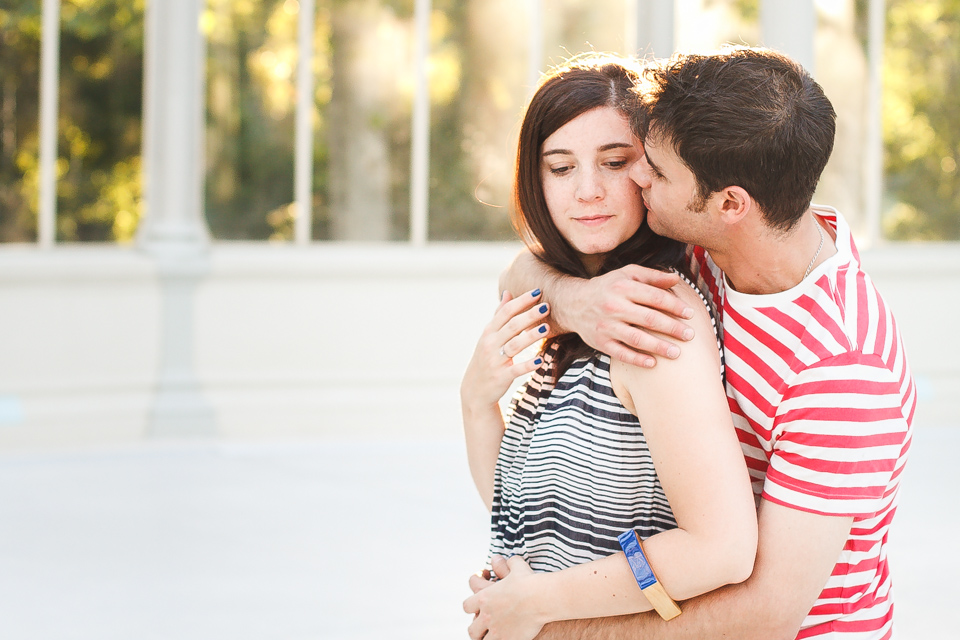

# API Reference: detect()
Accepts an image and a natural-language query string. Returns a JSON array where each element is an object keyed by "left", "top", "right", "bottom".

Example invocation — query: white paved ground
[{"left": 0, "top": 426, "right": 956, "bottom": 639}]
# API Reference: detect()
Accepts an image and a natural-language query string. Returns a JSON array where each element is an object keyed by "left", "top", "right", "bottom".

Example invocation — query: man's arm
[
  {"left": 499, "top": 250, "right": 696, "bottom": 368},
  {"left": 534, "top": 499, "right": 853, "bottom": 640}
]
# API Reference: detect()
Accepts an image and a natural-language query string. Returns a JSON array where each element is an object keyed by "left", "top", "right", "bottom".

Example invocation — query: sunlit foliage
[
  {"left": 882, "top": 0, "right": 960, "bottom": 240},
  {"left": 0, "top": 0, "right": 143, "bottom": 242},
  {"left": 3, "top": 0, "right": 957, "bottom": 244}
]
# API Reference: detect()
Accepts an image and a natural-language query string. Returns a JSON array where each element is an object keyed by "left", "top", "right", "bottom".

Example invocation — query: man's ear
[{"left": 716, "top": 186, "right": 752, "bottom": 225}]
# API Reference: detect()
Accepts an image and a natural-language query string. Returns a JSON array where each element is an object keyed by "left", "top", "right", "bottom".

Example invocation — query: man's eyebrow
[{"left": 645, "top": 151, "right": 665, "bottom": 175}]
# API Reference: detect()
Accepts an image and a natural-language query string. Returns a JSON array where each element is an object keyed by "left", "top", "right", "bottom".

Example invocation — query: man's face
[{"left": 629, "top": 136, "right": 714, "bottom": 246}]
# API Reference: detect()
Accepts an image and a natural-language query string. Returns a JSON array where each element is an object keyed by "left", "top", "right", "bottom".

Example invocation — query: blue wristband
[
  {"left": 617, "top": 529, "right": 682, "bottom": 620},
  {"left": 617, "top": 529, "right": 657, "bottom": 589}
]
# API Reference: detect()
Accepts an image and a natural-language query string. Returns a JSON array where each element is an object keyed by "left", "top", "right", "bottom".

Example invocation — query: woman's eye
[
  {"left": 605, "top": 160, "right": 628, "bottom": 169},
  {"left": 549, "top": 165, "right": 572, "bottom": 176}
]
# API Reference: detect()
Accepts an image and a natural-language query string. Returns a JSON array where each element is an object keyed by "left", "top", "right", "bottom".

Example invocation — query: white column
[
  {"left": 294, "top": 0, "right": 317, "bottom": 245},
  {"left": 864, "top": 0, "right": 885, "bottom": 247},
  {"left": 139, "top": 0, "right": 214, "bottom": 436},
  {"left": 409, "top": 0, "right": 431, "bottom": 246},
  {"left": 761, "top": 0, "right": 815, "bottom": 73},
  {"left": 140, "top": 0, "right": 209, "bottom": 251},
  {"left": 636, "top": 0, "right": 675, "bottom": 57},
  {"left": 38, "top": 0, "right": 60, "bottom": 248}
]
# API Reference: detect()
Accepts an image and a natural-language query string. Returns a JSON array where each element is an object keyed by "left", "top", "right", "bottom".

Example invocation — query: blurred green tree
[
  {"left": 882, "top": 0, "right": 960, "bottom": 240},
  {"left": 0, "top": 0, "right": 144, "bottom": 243},
  {"left": 0, "top": 3, "right": 40, "bottom": 242},
  {"left": 11, "top": 0, "right": 954, "bottom": 244}
]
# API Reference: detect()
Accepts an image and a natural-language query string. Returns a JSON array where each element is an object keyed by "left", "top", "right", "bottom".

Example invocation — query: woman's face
[{"left": 540, "top": 106, "right": 645, "bottom": 275}]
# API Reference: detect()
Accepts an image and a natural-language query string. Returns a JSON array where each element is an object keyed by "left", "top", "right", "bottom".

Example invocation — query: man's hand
[
  {"left": 464, "top": 556, "right": 545, "bottom": 640},
  {"left": 553, "top": 265, "right": 696, "bottom": 368},
  {"left": 500, "top": 252, "right": 696, "bottom": 368}
]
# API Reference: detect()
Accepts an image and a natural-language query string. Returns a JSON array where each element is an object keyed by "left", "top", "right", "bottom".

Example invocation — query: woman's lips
[{"left": 574, "top": 215, "right": 613, "bottom": 226}]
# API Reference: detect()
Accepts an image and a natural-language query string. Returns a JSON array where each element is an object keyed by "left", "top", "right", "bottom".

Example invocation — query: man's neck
[{"left": 710, "top": 211, "right": 836, "bottom": 296}]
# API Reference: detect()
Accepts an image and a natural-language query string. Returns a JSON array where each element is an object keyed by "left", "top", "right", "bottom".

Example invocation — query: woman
[{"left": 460, "top": 55, "right": 758, "bottom": 640}]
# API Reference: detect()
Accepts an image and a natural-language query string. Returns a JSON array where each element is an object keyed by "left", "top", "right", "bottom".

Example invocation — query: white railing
[
  {"left": 38, "top": 0, "right": 61, "bottom": 249},
  {"left": 34, "top": 0, "right": 881, "bottom": 249}
]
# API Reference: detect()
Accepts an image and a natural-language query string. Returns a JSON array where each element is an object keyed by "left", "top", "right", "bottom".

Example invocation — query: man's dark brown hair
[{"left": 634, "top": 46, "right": 837, "bottom": 232}]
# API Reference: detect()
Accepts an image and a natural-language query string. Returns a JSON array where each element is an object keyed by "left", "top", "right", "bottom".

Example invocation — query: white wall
[{"left": 0, "top": 242, "right": 955, "bottom": 449}]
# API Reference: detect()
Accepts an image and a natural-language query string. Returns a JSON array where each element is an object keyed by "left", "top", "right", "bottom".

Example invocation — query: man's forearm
[
  {"left": 538, "top": 612, "right": 642, "bottom": 640},
  {"left": 536, "top": 595, "right": 694, "bottom": 640},
  {"left": 498, "top": 248, "right": 695, "bottom": 366},
  {"left": 537, "top": 582, "right": 793, "bottom": 640},
  {"left": 499, "top": 250, "right": 582, "bottom": 335}
]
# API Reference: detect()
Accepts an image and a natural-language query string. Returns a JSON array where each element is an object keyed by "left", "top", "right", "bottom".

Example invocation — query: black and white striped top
[{"left": 489, "top": 275, "right": 722, "bottom": 572}]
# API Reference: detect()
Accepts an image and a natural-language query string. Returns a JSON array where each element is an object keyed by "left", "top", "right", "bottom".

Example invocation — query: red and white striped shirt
[{"left": 689, "top": 206, "right": 915, "bottom": 640}]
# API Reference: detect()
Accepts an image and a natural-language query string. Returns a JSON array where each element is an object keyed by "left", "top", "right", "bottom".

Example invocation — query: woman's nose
[{"left": 575, "top": 170, "right": 604, "bottom": 201}]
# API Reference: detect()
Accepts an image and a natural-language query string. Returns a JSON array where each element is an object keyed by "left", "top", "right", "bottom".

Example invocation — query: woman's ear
[{"left": 716, "top": 186, "right": 752, "bottom": 225}]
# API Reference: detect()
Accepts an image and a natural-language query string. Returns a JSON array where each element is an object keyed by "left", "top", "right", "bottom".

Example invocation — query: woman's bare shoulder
[{"left": 611, "top": 276, "right": 721, "bottom": 389}]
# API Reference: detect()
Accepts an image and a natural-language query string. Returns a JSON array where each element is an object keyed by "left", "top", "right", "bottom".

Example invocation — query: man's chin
[{"left": 646, "top": 214, "right": 668, "bottom": 237}]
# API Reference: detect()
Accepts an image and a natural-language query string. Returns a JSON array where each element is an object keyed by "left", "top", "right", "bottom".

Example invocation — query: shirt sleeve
[{"left": 761, "top": 350, "right": 911, "bottom": 517}]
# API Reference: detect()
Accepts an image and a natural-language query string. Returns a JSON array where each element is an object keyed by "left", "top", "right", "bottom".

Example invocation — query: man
[{"left": 472, "top": 47, "right": 915, "bottom": 639}]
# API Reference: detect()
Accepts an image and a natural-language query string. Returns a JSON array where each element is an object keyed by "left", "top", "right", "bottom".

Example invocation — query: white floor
[{"left": 0, "top": 427, "right": 956, "bottom": 640}]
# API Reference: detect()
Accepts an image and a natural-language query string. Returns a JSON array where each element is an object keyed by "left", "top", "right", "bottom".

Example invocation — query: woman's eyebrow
[
  {"left": 542, "top": 142, "right": 633, "bottom": 157},
  {"left": 598, "top": 142, "right": 634, "bottom": 152}
]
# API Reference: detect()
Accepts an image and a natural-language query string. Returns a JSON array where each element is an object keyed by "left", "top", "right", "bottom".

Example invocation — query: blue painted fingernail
[
  {"left": 534, "top": 358, "right": 542, "bottom": 365},
  {"left": 538, "top": 325, "right": 547, "bottom": 334},
  {"left": 538, "top": 304, "right": 548, "bottom": 314},
  {"left": 531, "top": 289, "right": 541, "bottom": 297}
]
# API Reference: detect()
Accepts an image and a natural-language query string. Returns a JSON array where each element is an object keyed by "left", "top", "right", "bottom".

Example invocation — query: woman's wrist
[
  {"left": 528, "top": 570, "right": 564, "bottom": 625},
  {"left": 460, "top": 397, "right": 504, "bottom": 423}
]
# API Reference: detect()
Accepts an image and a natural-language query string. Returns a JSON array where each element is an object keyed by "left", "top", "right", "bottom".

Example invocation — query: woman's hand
[
  {"left": 464, "top": 556, "right": 546, "bottom": 640},
  {"left": 461, "top": 289, "right": 550, "bottom": 510},
  {"left": 461, "top": 289, "right": 550, "bottom": 411}
]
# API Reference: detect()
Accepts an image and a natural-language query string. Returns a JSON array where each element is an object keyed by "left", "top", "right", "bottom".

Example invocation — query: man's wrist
[{"left": 544, "top": 272, "right": 585, "bottom": 336}]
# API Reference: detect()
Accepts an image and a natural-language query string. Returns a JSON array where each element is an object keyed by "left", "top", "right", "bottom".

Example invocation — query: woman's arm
[
  {"left": 499, "top": 250, "right": 696, "bottom": 368},
  {"left": 608, "top": 282, "right": 758, "bottom": 595},
  {"left": 464, "top": 283, "right": 757, "bottom": 634},
  {"left": 462, "top": 289, "right": 551, "bottom": 511}
]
